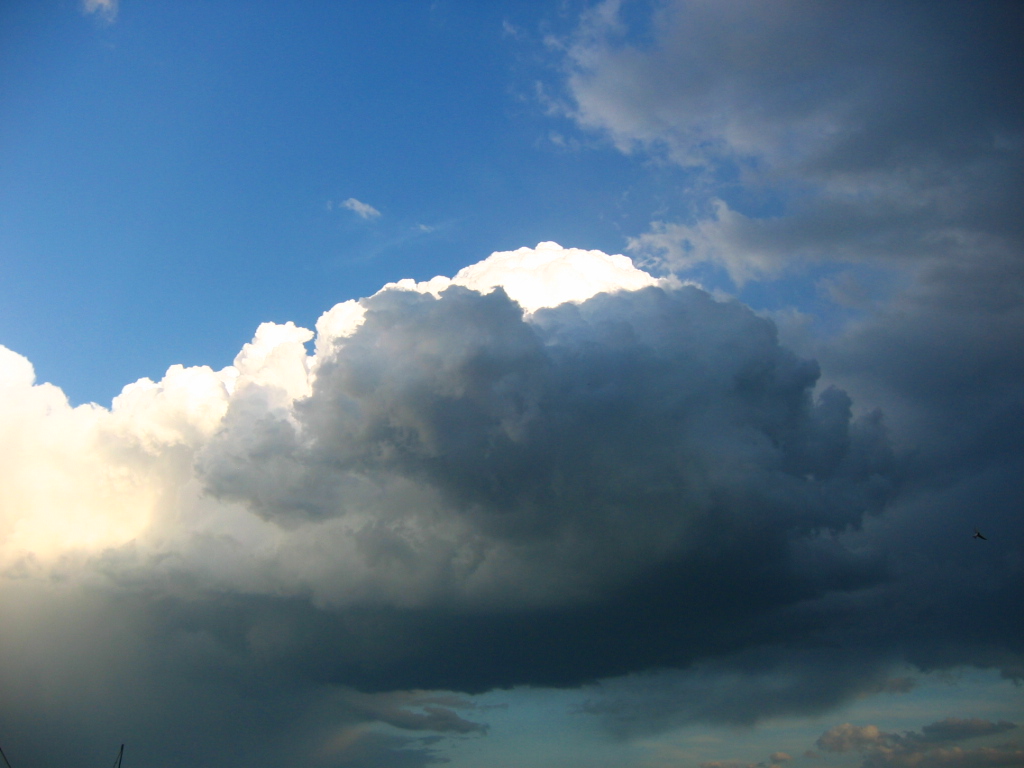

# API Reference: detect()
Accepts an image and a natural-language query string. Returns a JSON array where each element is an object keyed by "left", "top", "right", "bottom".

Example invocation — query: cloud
[
  {"left": 345, "top": 691, "right": 487, "bottom": 735},
  {"left": 698, "top": 750, "right": 793, "bottom": 768},
  {"left": 501, "top": 19, "right": 523, "bottom": 40},
  {"left": 818, "top": 724, "right": 888, "bottom": 753},
  {"left": 558, "top": 0, "right": 1024, "bottom": 283},
  {"left": 1, "top": 243, "right": 1022, "bottom": 764},
  {"left": 341, "top": 197, "right": 382, "bottom": 219},
  {"left": 83, "top": 0, "right": 118, "bottom": 23},
  {"left": 564, "top": 0, "right": 1024, "bottom": 181},
  {"left": 380, "top": 240, "right": 670, "bottom": 313},
  {"left": 579, "top": 651, "right": 916, "bottom": 737},
  {"left": 817, "top": 719, "right": 1022, "bottom": 768},
  {"left": 701, "top": 717, "right": 1020, "bottom": 768},
  {"left": 920, "top": 720, "right": 1019, "bottom": 744},
  {"left": 546, "top": 11, "right": 1024, "bottom": 736},
  {"left": 197, "top": 246, "right": 895, "bottom": 631}
]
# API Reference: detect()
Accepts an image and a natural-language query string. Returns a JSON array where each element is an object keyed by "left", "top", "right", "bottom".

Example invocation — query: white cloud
[
  {"left": 0, "top": 243, "right": 672, "bottom": 573},
  {"left": 82, "top": 0, "right": 118, "bottom": 23},
  {"left": 341, "top": 197, "right": 381, "bottom": 219},
  {"left": 382, "top": 240, "right": 673, "bottom": 313}
]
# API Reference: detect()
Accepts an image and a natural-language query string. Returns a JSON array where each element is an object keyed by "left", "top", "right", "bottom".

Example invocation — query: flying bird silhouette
[{"left": 973, "top": 529, "right": 987, "bottom": 540}]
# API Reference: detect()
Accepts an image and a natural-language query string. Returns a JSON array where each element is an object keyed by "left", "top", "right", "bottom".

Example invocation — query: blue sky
[
  {"left": 2, "top": 0, "right": 672, "bottom": 405},
  {"left": 1, "top": 2, "right": 1022, "bottom": 768}
]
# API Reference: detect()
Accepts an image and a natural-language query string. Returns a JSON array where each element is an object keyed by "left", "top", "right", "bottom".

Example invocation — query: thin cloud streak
[{"left": 342, "top": 197, "right": 382, "bottom": 220}]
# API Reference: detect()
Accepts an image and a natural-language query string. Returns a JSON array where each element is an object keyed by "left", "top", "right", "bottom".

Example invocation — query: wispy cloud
[
  {"left": 501, "top": 19, "right": 524, "bottom": 40},
  {"left": 82, "top": 0, "right": 117, "bottom": 23},
  {"left": 340, "top": 197, "right": 381, "bottom": 219}
]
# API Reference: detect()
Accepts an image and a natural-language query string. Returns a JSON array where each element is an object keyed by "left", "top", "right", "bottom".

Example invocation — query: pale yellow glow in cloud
[
  {"left": 0, "top": 346, "right": 150, "bottom": 561},
  {"left": 0, "top": 348, "right": 236, "bottom": 564}
]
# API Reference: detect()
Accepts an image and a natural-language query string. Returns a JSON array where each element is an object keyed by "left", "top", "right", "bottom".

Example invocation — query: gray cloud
[
  {"left": 4, "top": 259, "right": 1020, "bottom": 767},
  {"left": 545, "top": 3, "right": 1024, "bottom": 732},
  {"left": 817, "top": 719, "right": 1023, "bottom": 768},
  {"left": 581, "top": 650, "right": 913, "bottom": 736},
  {"left": 920, "top": 720, "right": 1019, "bottom": 744},
  {"left": 196, "top": 284, "right": 898, "bottom": 680},
  {"left": 699, "top": 754, "right": 793, "bottom": 768},
  {"left": 561, "top": 0, "right": 1023, "bottom": 283},
  {"left": 0, "top": 579, "right": 484, "bottom": 768},
  {"left": 698, "top": 717, "right": 1020, "bottom": 768},
  {"left": 2, "top": 257, "right": 1022, "bottom": 765},
  {"left": 191, "top": 276, "right": 1016, "bottom": 721}
]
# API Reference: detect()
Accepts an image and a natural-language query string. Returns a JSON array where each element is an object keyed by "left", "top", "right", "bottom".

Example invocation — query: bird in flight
[{"left": 973, "top": 529, "right": 987, "bottom": 540}]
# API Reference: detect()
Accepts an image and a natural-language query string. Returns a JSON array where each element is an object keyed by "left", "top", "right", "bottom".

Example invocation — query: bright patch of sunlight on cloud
[{"left": 383, "top": 240, "right": 676, "bottom": 313}]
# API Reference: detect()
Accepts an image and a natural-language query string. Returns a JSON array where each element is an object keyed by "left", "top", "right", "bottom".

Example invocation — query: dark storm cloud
[
  {"left": 804, "top": 243, "right": 1024, "bottom": 690},
  {"left": 120, "top": 277, "right": 1020, "bottom": 716},
  {"left": 195, "top": 282, "right": 901, "bottom": 687},
  {"left": 0, "top": 580, "right": 484, "bottom": 768},
  {"left": 3, "top": 271, "right": 935, "bottom": 766},
  {"left": 3, "top": 275, "right": 1022, "bottom": 764},
  {"left": 543, "top": 0, "right": 1024, "bottom": 731},
  {"left": 205, "top": 284, "right": 893, "bottom": 541},
  {"left": 174, "top": 273, "right": 970, "bottom": 730},
  {"left": 4, "top": 3, "right": 1024, "bottom": 763}
]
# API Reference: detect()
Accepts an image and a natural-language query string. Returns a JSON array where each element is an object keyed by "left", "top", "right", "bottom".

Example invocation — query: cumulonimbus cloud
[{"left": 0, "top": 242, "right": 1021, "bottom": 766}]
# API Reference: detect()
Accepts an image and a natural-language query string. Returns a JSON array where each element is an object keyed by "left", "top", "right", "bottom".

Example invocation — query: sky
[{"left": 0, "top": 2, "right": 1022, "bottom": 767}]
